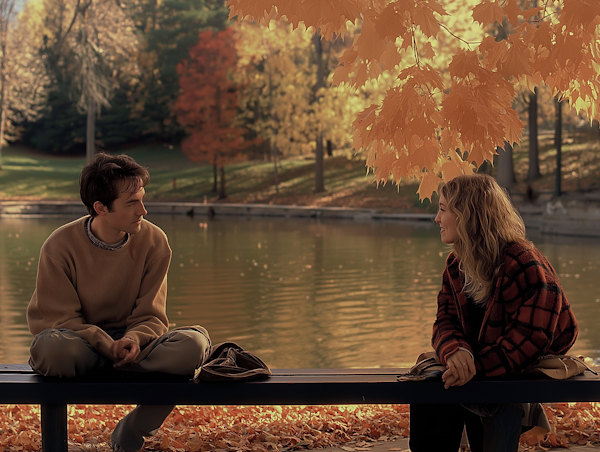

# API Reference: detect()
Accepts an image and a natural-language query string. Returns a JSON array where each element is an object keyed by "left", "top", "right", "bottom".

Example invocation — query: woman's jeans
[{"left": 409, "top": 403, "right": 525, "bottom": 452}]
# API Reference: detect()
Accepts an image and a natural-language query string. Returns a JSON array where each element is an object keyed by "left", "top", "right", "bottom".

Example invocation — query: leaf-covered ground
[{"left": 2, "top": 403, "right": 600, "bottom": 452}]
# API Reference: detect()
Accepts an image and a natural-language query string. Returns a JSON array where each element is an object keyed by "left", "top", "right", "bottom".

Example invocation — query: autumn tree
[
  {"left": 236, "top": 20, "right": 373, "bottom": 194},
  {"left": 124, "top": 0, "right": 229, "bottom": 141},
  {"left": 235, "top": 20, "right": 316, "bottom": 192},
  {"left": 61, "top": 0, "right": 138, "bottom": 162},
  {"left": 227, "top": 0, "right": 600, "bottom": 200},
  {"left": 20, "top": 0, "right": 137, "bottom": 156},
  {"left": 0, "top": 0, "right": 48, "bottom": 168},
  {"left": 0, "top": 0, "right": 17, "bottom": 169},
  {"left": 175, "top": 27, "right": 256, "bottom": 199}
]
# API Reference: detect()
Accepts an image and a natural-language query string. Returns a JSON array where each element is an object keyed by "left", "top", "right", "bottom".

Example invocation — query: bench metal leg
[{"left": 41, "top": 404, "right": 67, "bottom": 452}]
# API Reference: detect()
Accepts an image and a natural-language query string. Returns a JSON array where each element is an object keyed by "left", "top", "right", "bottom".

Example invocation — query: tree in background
[
  {"left": 66, "top": 0, "right": 138, "bottom": 162},
  {"left": 175, "top": 27, "right": 256, "bottom": 199},
  {"left": 236, "top": 20, "right": 375, "bottom": 194},
  {"left": 17, "top": 0, "right": 226, "bottom": 153},
  {"left": 227, "top": 0, "right": 600, "bottom": 200},
  {"left": 312, "top": 30, "right": 326, "bottom": 193},
  {"left": 235, "top": 20, "right": 314, "bottom": 192},
  {"left": 0, "top": 0, "right": 48, "bottom": 169},
  {"left": 126, "top": 0, "right": 229, "bottom": 141},
  {"left": 20, "top": 0, "right": 137, "bottom": 156},
  {"left": 0, "top": 0, "right": 17, "bottom": 169}
]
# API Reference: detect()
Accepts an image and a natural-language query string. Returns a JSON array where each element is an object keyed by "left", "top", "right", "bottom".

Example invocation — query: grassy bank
[
  {"left": 0, "top": 144, "right": 435, "bottom": 213},
  {"left": 0, "top": 131, "right": 598, "bottom": 213}
]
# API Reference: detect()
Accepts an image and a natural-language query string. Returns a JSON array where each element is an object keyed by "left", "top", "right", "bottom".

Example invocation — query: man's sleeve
[
  {"left": 27, "top": 249, "right": 115, "bottom": 357},
  {"left": 123, "top": 251, "right": 171, "bottom": 348}
]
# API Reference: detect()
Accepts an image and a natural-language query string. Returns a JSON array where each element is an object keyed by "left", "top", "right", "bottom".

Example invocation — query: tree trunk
[
  {"left": 0, "top": 66, "right": 6, "bottom": 171},
  {"left": 313, "top": 31, "right": 325, "bottom": 193},
  {"left": 555, "top": 98, "right": 563, "bottom": 197},
  {"left": 326, "top": 140, "right": 333, "bottom": 157},
  {"left": 272, "top": 144, "right": 279, "bottom": 194},
  {"left": 212, "top": 163, "right": 218, "bottom": 193},
  {"left": 86, "top": 98, "right": 96, "bottom": 163},
  {"left": 219, "top": 165, "right": 227, "bottom": 199},
  {"left": 268, "top": 68, "right": 279, "bottom": 193},
  {"left": 315, "top": 133, "right": 325, "bottom": 192},
  {"left": 0, "top": 2, "right": 11, "bottom": 172},
  {"left": 527, "top": 88, "right": 541, "bottom": 181},
  {"left": 496, "top": 141, "right": 516, "bottom": 190}
]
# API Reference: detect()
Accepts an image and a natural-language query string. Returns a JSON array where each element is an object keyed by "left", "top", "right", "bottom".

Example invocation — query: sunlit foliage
[{"left": 227, "top": 0, "right": 600, "bottom": 200}]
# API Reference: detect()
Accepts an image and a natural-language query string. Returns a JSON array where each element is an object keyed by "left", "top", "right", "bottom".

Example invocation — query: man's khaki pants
[{"left": 29, "top": 326, "right": 211, "bottom": 452}]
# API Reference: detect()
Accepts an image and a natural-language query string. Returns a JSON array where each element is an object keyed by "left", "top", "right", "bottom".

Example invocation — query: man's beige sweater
[{"left": 27, "top": 216, "right": 172, "bottom": 359}]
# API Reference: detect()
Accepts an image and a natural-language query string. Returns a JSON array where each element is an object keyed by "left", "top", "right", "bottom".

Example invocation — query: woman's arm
[
  {"left": 476, "top": 247, "right": 578, "bottom": 378},
  {"left": 432, "top": 264, "right": 473, "bottom": 366}
]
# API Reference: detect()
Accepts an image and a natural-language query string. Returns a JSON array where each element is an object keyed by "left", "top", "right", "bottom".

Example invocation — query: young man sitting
[{"left": 27, "top": 153, "right": 211, "bottom": 452}]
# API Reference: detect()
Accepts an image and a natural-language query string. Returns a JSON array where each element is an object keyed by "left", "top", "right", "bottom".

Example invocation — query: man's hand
[
  {"left": 443, "top": 349, "right": 476, "bottom": 389},
  {"left": 111, "top": 337, "right": 140, "bottom": 368}
]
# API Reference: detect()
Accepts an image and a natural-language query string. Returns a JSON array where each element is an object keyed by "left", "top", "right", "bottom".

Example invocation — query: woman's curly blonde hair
[{"left": 441, "top": 174, "right": 529, "bottom": 304}]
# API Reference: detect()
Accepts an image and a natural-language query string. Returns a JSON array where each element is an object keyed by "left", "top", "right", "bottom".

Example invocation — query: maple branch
[
  {"left": 410, "top": 24, "right": 420, "bottom": 66},
  {"left": 438, "top": 23, "right": 479, "bottom": 50}
]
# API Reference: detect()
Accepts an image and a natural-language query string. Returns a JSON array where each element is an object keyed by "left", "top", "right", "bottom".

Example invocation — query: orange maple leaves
[
  {"left": 3, "top": 403, "right": 600, "bottom": 450},
  {"left": 175, "top": 27, "right": 254, "bottom": 169},
  {"left": 228, "top": 0, "right": 600, "bottom": 200}
]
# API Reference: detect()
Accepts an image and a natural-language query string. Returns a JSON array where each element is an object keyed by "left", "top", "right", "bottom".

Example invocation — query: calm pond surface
[{"left": 1, "top": 214, "right": 599, "bottom": 368}]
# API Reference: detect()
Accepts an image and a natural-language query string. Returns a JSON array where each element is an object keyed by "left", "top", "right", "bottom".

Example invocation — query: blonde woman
[{"left": 409, "top": 174, "right": 578, "bottom": 452}]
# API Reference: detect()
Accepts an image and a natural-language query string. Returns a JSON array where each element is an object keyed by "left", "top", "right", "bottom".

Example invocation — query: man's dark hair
[{"left": 80, "top": 153, "right": 150, "bottom": 217}]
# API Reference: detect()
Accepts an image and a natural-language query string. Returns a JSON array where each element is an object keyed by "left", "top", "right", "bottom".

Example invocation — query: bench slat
[
  {"left": 1, "top": 368, "right": 600, "bottom": 405},
  {"left": 0, "top": 364, "right": 598, "bottom": 452}
]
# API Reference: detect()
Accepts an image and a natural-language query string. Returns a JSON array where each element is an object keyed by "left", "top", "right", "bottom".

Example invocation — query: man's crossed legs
[{"left": 29, "top": 326, "right": 211, "bottom": 452}]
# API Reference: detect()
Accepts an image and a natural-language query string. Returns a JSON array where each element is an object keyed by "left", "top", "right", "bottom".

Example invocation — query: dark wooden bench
[{"left": 2, "top": 364, "right": 600, "bottom": 452}]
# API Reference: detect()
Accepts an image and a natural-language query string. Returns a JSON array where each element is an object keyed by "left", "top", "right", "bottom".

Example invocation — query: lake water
[{"left": 1, "top": 215, "right": 599, "bottom": 369}]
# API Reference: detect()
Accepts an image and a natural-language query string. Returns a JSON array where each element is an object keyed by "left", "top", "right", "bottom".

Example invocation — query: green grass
[
  {"left": 510, "top": 130, "right": 600, "bottom": 194},
  {"left": 0, "top": 144, "right": 433, "bottom": 212},
  {"left": 0, "top": 148, "right": 83, "bottom": 199},
  {"left": 1, "top": 131, "right": 597, "bottom": 212}
]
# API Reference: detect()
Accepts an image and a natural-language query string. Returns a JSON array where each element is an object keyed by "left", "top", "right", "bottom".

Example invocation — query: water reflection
[{"left": 0, "top": 215, "right": 599, "bottom": 368}]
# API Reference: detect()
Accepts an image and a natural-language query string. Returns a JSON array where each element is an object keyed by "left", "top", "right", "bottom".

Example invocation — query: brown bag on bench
[
  {"left": 194, "top": 342, "right": 272, "bottom": 382},
  {"left": 524, "top": 355, "right": 596, "bottom": 380}
]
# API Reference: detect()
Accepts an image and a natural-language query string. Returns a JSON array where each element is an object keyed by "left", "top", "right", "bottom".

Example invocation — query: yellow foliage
[{"left": 228, "top": 0, "right": 600, "bottom": 200}]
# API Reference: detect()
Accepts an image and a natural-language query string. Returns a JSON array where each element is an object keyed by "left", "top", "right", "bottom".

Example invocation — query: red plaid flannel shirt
[{"left": 432, "top": 242, "right": 579, "bottom": 378}]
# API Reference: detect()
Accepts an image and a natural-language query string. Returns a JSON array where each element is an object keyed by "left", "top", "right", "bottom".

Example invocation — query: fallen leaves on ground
[
  {"left": 1, "top": 403, "right": 599, "bottom": 451},
  {"left": 0, "top": 404, "right": 409, "bottom": 452},
  {"left": 521, "top": 403, "right": 600, "bottom": 450}
]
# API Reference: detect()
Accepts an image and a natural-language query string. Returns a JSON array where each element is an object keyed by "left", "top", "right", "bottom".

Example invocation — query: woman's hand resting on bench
[{"left": 442, "top": 349, "right": 476, "bottom": 389}]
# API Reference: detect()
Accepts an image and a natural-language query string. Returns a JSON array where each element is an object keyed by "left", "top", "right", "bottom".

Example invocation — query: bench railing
[{"left": 2, "top": 365, "right": 600, "bottom": 452}]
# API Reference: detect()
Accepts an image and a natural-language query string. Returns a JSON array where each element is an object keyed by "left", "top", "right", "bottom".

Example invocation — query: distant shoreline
[
  {"left": 2, "top": 198, "right": 600, "bottom": 238},
  {"left": 0, "top": 200, "right": 435, "bottom": 222}
]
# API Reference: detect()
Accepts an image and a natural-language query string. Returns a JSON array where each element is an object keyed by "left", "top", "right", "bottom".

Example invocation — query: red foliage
[{"left": 175, "top": 27, "right": 255, "bottom": 170}]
